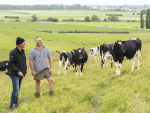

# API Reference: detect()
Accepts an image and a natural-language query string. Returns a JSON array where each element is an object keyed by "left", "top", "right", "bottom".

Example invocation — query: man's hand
[
  {"left": 31, "top": 70, "right": 36, "bottom": 76},
  {"left": 18, "top": 71, "right": 24, "bottom": 77},
  {"left": 49, "top": 68, "right": 53, "bottom": 75}
]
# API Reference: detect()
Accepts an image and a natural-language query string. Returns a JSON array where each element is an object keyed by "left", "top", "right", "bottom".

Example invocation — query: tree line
[
  {"left": 140, "top": 8, "right": 150, "bottom": 29},
  {"left": 0, "top": 4, "right": 94, "bottom": 10}
]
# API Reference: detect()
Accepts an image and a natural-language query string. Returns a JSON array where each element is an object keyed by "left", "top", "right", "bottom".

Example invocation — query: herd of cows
[
  {"left": 0, "top": 38, "right": 142, "bottom": 76},
  {"left": 57, "top": 37, "right": 141, "bottom": 76}
]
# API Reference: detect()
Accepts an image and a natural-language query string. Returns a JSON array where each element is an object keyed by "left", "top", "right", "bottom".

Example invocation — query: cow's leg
[
  {"left": 91, "top": 52, "right": 94, "bottom": 59},
  {"left": 101, "top": 55, "right": 104, "bottom": 69},
  {"left": 64, "top": 58, "right": 69, "bottom": 75},
  {"left": 137, "top": 50, "right": 141, "bottom": 70},
  {"left": 58, "top": 60, "right": 62, "bottom": 76},
  {"left": 118, "top": 59, "right": 123, "bottom": 75},
  {"left": 75, "top": 64, "right": 78, "bottom": 76},
  {"left": 95, "top": 54, "right": 97, "bottom": 60},
  {"left": 80, "top": 64, "right": 84, "bottom": 75},
  {"left": 101, "top": 51, "right": 104, "bottom": 69},
  {"left": 102, "top": 52, "right": 109, "bottom": 69},
  {"left": 72, "top": 64, "right": 75, "bottom": 72},
  {"left": 131, "top": 56, "right": 135, "bottom": 72},
  {"left": 118, "top": 63, "right": 122, "bottom": 75},
  {"left": 115, "top": 62, "right": 119, "bottom": 75},
  {"left": 111, "top": 59, "right": 113, "bottom": 67}
]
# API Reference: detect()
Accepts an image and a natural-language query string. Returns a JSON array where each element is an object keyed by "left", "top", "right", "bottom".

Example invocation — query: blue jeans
[{"left": 10, "top": 76, "right": 23, "bottom": 107}]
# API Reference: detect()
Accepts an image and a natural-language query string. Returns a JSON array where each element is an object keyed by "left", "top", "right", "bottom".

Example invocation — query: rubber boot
[
  {"left": 49, "top": 91, "right": 54, "bottom": 96},
  {"left": 35, "top": 92, "right": 40, "bottom": 98}
]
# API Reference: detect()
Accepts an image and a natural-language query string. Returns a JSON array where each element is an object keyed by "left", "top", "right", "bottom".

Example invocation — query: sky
[{"left": 0, "top": 0, "right": 150, "bottom": 5}]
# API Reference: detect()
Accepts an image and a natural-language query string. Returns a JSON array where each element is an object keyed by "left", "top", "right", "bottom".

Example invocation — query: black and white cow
[
  {"left": 100, "top": 43, "right": 114, "bottom": 69},
  {"left": 58, "top": 51, "right": 74, "bottom": 76},
  {"left": 89, "top": 47, "right": 99, "bottom": 59},
  {"left": 72, "top": 47, "right": 88, "bottom": 76},
  {"left": 0, "top": 61, "right": 9, "bottom": 71},
  {"left": 112, "top": 38, "right": 141, "bottom": 75}
]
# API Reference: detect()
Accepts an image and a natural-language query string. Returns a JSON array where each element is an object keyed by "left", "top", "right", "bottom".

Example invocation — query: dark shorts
[{"left": 34, "top": 68, "right": 52, "bottom": 80}]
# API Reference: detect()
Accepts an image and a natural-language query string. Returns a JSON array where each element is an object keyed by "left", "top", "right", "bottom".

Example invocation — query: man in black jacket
[{"left": 9, "top": 37, "right": 27, "bottom": 110}]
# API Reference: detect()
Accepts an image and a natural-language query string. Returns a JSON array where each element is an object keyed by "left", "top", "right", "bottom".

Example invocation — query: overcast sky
[{"left": 0, "top": 0, "right": 149, "bottom": 5}]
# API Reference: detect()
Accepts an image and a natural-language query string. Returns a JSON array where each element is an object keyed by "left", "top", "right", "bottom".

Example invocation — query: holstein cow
[
  {"left": 72, "top": 47, "right": 88, "bottom": 76},
  {"left": 0, "top": 61, "right": 9, "bottom": 71},
  {"left": 58, "top": 51, "right": 74, "bottom": 76},
  {"left": 89, "top": 47, "right": 99, "bottom": 59},
  {"left": 100, "top": 43, "right": 114, "bottom": 69},
  {"left": 112, "top": 38, "right": 141, "bottom": 75}
]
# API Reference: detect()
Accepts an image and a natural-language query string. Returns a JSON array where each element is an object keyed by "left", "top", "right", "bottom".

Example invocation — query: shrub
[
  {"left": 126, "top": 20, "right": 130, "bottom": 22},
  {"left": 131, "top": 20, "right": 137, "bottom": 22},
  {"left": 46, "top": 17, "right": 58, "bottom": 22},
  {"left": 5, "top": 16, "right": 19, "bottom": 19},
  {"left": 91, "top": 15, "right": 100, "bottom": 22},
  {"left": 68, "top": 18, "right": 75, "bottom": 21},
  {"left": 46, "top": 17, "right": 53, "bottom": 21},
  {"left": 39, "top": 31, "right": 52, "bottom": 33},
  {"left": 85, "top": 16, "right": 91, "bottom": 22},
  {"left": 62, "top": 18, "right": 74, "bottom": 22},
  {"left": 107, "top": 16, "right": 119, "bottom": 22},
  {"left": 103, "top": 18, "right": 107, "bottom": 22},
  {"left": 31, "top": 14, "right": 37, "bottom": 21},
  {"left": 53, "top": 18, "right": 58, "bottom": 22},
  {"left": 76, "top": 19, "right": 85, "bottom": 22},
  {"left": 58, "top": 30, "right": 129, "bottom": 34}
]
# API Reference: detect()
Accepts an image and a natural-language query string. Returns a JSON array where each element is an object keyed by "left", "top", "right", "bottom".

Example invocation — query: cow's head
[
  {"left": 73, "top": 47, "right": 85, "bottom": 60},
  {"left": 113, "top": 41, "right": 125, "bottom": 55}
]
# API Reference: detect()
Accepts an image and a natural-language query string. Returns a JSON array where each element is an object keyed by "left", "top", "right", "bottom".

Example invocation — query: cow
[
  {"left": 112, "top": 38, "right": 141, "bottom": 75},
  {"left": 56, "top": 51, "right": 60, "bottom": 53},
  {"left": 89, "top": 47, "right": 99, "bottom": 59},
  {"left": 58, "top": 51, "right": 74, "bottom": 76},
  {"left": 100, "top": 43, "right": 114, "bottom": 69},
  {"left": 72, "top": 47, "right": 88, "bottom": 76},
  {"left": 0, "top": 61, "right": 9, "bottom": 71}
]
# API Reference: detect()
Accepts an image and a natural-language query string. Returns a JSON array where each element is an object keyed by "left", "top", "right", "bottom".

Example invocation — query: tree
[
  {"left": 103, "top": 18, "right": 107, "bottom": 22},
  {"left": 107, "top": 15, "right": 119, "bottom": 22},
  {"left": 140, "top": 11, "right": 144, "bottom": 29},
  {"left": 46, "top": 17, "right": 53, "bottom": 21},
  {"left": 46, "top": 17, "right": 58, "bottom": 22},
  {"left": 31, "top": 14, "right": 37, "bottom": 21},
  {"left": 133, "top": 12, "right": 135, "bottom": 15},
  {"left": 146, "top": 8, "right": 150, "bottom": 29},
  {"left": 91, "top": 15, "right": 100, "bottom": 22},
  {"left": 52, "top": 18, "right": 58, "bottom": 22},
  {"left": 85, "top": 16, "right": 91, "bottom": 22}
]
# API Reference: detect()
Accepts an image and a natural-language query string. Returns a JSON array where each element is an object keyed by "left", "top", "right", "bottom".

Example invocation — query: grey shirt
[{"left": 28, "top": 45, "right": 52, "bottom": 74}]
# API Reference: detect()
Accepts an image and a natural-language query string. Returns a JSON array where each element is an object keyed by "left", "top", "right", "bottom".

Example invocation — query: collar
[
  {"left": 34, "top": 45, "right": 45, "bottom": 50},
  {"left": 16, "top": 47, "right": 24, "bottom": 53}
]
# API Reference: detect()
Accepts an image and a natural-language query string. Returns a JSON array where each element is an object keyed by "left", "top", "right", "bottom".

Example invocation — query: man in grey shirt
[{"left": 28, "top": 36, "right": 54, "bottom": 98}]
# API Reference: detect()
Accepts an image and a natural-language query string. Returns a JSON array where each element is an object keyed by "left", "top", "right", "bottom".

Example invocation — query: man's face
[
  {"left": 35, "top": 37, "right": 42, "bottom": 46},
  {"left": 20, "top": 41, "right": 26, "bottom": 48}
]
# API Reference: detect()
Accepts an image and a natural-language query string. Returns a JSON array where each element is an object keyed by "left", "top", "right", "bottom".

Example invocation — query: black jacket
[{"left": 9, "top": 47, "right": 27, "bottom": 77}]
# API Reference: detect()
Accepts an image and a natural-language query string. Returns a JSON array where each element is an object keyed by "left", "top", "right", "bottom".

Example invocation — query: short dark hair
[{"left": 35, "top": 36, "right": 42, "bottom": 41}]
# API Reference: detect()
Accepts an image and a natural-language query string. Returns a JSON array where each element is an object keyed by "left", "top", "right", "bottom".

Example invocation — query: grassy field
[
  {"left": 0, "top": 21, "right": 150, "bottom": 113},
  {"left": 0, "top": 10, "right": 145, "bottom": 21}
]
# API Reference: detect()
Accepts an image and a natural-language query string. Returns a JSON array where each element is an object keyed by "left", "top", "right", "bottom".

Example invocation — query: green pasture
[
  {"left": 0, "top": 10, "right": 145, "bottom": 21},
  {"left": 0, "top": 21, "right": 150, "bottom": 112}
]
